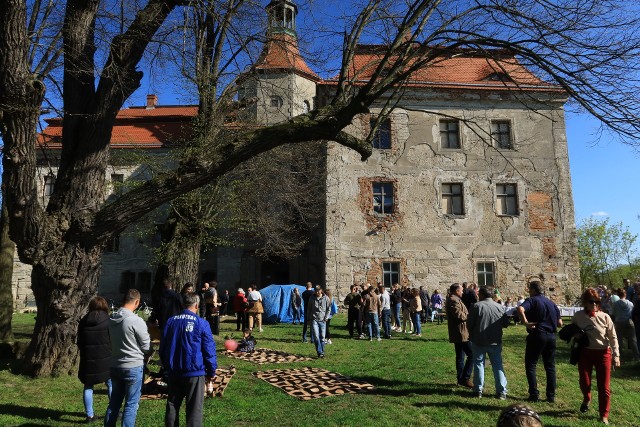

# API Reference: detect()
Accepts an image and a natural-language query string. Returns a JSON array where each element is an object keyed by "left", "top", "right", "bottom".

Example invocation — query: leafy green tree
[{"left": 577, "top": 217, "right": 638, "bottom": 287}]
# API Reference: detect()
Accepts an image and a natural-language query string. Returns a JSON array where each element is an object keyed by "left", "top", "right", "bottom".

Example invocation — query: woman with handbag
[{"left": 570, "top": 288, "right": 620, "bottom": 425}]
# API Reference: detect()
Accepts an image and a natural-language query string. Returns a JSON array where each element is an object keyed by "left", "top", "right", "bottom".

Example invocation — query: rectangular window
[
  {"left": 105, "top": 235, "right": 120, "bottom": 253},
  {"left": 382, "top": 262, "right": 400, "bottom": 288},
  {"left": 477, "top": 262, "right": 495, "bottom": 287},
  {"left": 372, "top": 182, "right": 394, "bottom": 214},
  {"left": 440, "top": 119, "right": 460, "bottom": 149},
  {"left": 44, "top": 175, "right": 55, "bottom": 197},
  {"left": 119, "top": 271, "right": 136, "bottom": 294},
  {"left": 491, "top": 121, "right": 512, "bottom": 149},
  {"left": 137, "top": 271, "right": 152, "bottom": 293},
  {"left": 371, "top": 117, "right": 391, "bottom": 149},
  {"left": 441, "top": 183, "right": 464, "bottom": 215},
  {"left": 496, "top": 183, "right": 519, "bottom": 216}
]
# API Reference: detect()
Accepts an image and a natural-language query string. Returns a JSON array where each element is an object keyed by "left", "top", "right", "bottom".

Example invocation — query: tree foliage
[
  {"left": 576, "top": 217, "right": 639, "bottom": 288},
  {"left": 1, "top": 0, "right": 640, "bottom": 376}
]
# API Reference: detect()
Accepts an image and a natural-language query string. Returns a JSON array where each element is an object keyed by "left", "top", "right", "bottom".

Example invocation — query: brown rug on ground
[
  {"left": 223, "top": 348, "right": 313, "bottom": 365},
  {"left": 253, "top": 367, "right": 375, "bottom": 400},
  {"left": 140, "top": 366, "right": 237, "bottom": 400}
]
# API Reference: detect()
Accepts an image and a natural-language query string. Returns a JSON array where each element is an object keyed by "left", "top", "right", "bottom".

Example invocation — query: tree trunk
[
  {"left": 0, "top": 199, "right": 15, "bottom": 342},
  {"left": 22, "top": 245, "right": 103, "bottom": 377},
  {"left": 153, "top": 211, "right": 202, "bottom": 292}
]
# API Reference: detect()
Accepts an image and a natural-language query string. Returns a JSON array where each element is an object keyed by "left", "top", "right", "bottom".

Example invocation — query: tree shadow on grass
[
  {"left": 0, "top": 404, "right": 85, "bottom": 425},
  {"left": 352, "top": 375, "right": 476, "bottom": 398}
]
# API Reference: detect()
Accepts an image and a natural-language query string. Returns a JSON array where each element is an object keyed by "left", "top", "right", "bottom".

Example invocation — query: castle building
[{"left": 13, "top": 0, "right": 579, "bottom": 309}]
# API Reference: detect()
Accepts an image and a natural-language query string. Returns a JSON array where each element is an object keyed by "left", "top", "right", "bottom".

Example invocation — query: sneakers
[
  {"left": 259, "top": 328, "right": 263, "bottom": 332},
  {"left": 85, "top": 416, "right": 100, "bottom": 423},
  {"left": 326, "top": 339, "right": 332, "bottom": 345},
  {"left": 580, "top": 401, "right": 590, "bottom": 413},
  {"left": 473, "top": 391, "right": 482, "bottom": 398},
  {"left": 377, "top": 337, "right": 382, "bottom": 341},
  {"left": 497, "top": 393, "right": 507, "bottom": 401},
  {"left": 600, "top": 417, "right": 609, "bottom": 425},
  {"left": 318, "top": 353, "right": 325, "bottom": 359}
]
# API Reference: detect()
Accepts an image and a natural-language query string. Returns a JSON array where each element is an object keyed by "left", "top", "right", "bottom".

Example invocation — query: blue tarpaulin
[{"left": 260, "top": 284, "right": 339, "bottom": 324}]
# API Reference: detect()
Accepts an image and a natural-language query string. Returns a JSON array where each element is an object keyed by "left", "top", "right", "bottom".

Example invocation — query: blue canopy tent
[
  {"left": 260, "top": 284, "right": 305, "bottom": 324},
  {"left": 260, "top": 284, "right": 339, "bottom": 324}
]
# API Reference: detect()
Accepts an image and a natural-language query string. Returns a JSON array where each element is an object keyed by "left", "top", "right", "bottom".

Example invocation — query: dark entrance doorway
[{"left": 260, "top": 257, "right": 290, "bottom": 287}]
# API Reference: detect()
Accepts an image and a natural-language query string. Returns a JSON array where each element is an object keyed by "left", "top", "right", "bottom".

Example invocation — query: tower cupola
[{"left": 266, "top": 0, "right": 298, "bottom": 37}]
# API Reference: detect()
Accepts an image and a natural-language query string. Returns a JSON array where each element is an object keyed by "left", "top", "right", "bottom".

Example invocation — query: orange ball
[{"left": 224, "top": 339, "right": 238, "bottom": 351}]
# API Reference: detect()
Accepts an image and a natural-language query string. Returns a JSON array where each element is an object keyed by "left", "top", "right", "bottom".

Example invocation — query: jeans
[
  {"left": 302, "top": 316, "right": 311, "bottom": 342},
  {"left": 525, "top": 331, "right": 557, "bottom": 399},
  {"left": 105, "top": 365, "right": 144, "bottom": 427},
  {"left": 394, "top": 303, "right": 402, "bottom": 328},
  {"left": 165, "top": 375, "right": 205, "bottom": 427},
  {"left": 367, "top": 312, "right": 380, "bottom": 339},
  {"left": 381, "top": 309, "right": 392, "bottom": 338},
  {"left": 83, "top": 379, "right": 112, "bottom": 418},
  {"left": 311, "top": 320, "right": 326, "bottom": 356},
  {"left": 411, "top": 312, "right": 421, "bottom": 335},
  {"left": 471, "top": 343, "right": 507, "bottom": 396},
  {"left": 347, "top": 307, "right": 361, "bottom": 337},
  {"left": 454, "top": 341, "right": 473, "bottom": 383},
  {"left": 292, "top": 306, "right": 301, "bottom": 324}
]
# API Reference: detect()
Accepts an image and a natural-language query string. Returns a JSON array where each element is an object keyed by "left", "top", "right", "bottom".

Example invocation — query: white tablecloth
[{"left": 558, "top": 306, "right": 582, "bottom": 317}]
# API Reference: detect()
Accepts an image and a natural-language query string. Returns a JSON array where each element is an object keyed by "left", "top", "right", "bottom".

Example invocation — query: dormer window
[
  {"left": 484, "top": 72, "right": 512, "bottom": 82},
  {"left": 270, "top": 95, "right": 283, "bottom": 108}
]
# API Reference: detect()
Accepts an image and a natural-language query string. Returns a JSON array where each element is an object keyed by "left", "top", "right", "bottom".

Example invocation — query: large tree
[{"left": 1, "top": 0, "right": 640, "bottom": 377}]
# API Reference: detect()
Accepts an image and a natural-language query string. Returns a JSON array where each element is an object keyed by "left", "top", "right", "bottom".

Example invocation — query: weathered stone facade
[{"left": 323, "top": 90, "right": 580, "bottom": 303}]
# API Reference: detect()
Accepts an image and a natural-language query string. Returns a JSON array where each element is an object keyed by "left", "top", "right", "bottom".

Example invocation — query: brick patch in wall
[{"left": 527, "top": 192, "right": 556, "bottom": 232}]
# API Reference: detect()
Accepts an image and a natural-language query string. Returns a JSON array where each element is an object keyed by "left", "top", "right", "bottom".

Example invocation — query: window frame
[
  {"left": 382, "top": 262, "right": 400, "bottom": 288},
  {"left": 496, "top": 183, "right": 519, "bottom": 216},
  {"left": 104, "top": 235, "right": 120, "bottom": 253},
  {"left": 44, "top": 174, "right": 56, "bottom": 197},
  {"left": 370, "top": 117, "right": 392, "bottom": 150},
  {"left": 441, "top": 182, "right": 465, "bottom": 216},
  {"left": 439, "top": 119, "right": 461, "bottom": 149},
  {"left": 491, "top": 120, "right": 513, "bottom": 149},
  {"left": 476, "top": 261, "right": 495, "bottom": 287},
  {"left": 270, "top": 95, "right": 283, "bottom": 108},
  {"left": 372, "top": 181, "right": 394, "bottom": 215}
]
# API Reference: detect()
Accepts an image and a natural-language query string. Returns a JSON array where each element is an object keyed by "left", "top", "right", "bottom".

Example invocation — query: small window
[
  {"left": 371, "top": 117, "right": 391, "bottom": 149},
  {"left": 138, "top": 271, "right": 152, "bottom": 293},
  {"left": 119, "top": 271, "right": 136, "bottom": 294},
  {"left": 382, "top": 262, "right": 400, "bottom": 288},
  {"left": 440, "top": 119, "right": 460, "bottom": 149},
  {"left": 105, "top": 235, "right": 120, "bottom": 253},
  {"left": 442, "top": 183, "right": 464, "bottom": 215},
  {"left": 44, "top": 175, "right": 56, "bottom": 197},
  {"left": 477, "top": 262, "right": 495, "bottom": 287},
  {"left": 372, "top": 182, "right": 394, "bottom": 214},
  {"left": 496, "top": 184, "right": 519, "bottom": 216},
  {"left": 303, "top": 100, "right": 310, "bottom": 113},
  {"left": 270, "top": 96, "right": 283, "bottom": 108},
  {"left": 111, "top": 173, "right": 124, "bottom": 195},
  {"left": 491, "top": 121, "right": 512, "bottom": 149}
]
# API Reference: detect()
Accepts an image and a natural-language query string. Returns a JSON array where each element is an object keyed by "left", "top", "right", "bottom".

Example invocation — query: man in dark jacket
[
  {"left": 517, "top": 280, "right": 562, "bottom": 403},
  {"left": 160, "top": 292, "right": 217, "bottom": 427},
  {"left": 445, "top": 283, "right": 473, "bottom": 388},
  {"left": 419, "top": 286, "right": 430, "bottom": 323},
  {"left": 344, "top": 284, "right": 362, "bottom": 338},
  {"left": 301, "top": 282, "right": 315, "bottom": 343},
  {"left": 155, "top": 279, "right": 183, "bottom": 330}
]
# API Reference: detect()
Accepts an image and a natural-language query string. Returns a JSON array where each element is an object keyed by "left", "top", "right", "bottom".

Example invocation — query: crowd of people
[{"left": 74, "top": 277, "right": 638, "bottom": 426}]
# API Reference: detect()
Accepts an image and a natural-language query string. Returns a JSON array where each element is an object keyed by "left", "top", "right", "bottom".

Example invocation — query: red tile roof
[
  {"left": 321, "top": 45, "right": 561, "bottom": 92},
  {"left": 37, "top": 105, "right": 197, "bottom": 149},
  {"left": 252, "top": 33, "right": 320, "bottom": 82}
]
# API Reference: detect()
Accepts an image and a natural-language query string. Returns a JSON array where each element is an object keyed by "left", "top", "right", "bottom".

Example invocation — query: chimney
[{"left": 146, "top": 94, "right": 158, "bottom": 109}]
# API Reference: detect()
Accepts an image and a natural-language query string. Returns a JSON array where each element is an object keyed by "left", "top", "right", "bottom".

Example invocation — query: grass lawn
[{"left": 1, "top": 312, "right": 639, "bottom": 426}]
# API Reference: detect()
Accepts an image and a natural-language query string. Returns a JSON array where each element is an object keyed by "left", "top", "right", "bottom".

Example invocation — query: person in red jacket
[{"left": 233, "top": 288, "right": 248, "bottom": 331}]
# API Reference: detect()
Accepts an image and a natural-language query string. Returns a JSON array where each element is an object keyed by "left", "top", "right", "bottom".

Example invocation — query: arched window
[{"left": 270, "top": 95, "right": 283, "bottom": 108}]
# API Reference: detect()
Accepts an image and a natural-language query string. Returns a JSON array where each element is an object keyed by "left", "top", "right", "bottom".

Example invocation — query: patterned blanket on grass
[
  {"left": 140, "top": 366, "right": 237, "bottom": 400},
  {"left": 253, "top": 367, "right": 375, "bottom": 400},
  {"left": 223, "top": 348, "right": 313, "bottom": 365}
]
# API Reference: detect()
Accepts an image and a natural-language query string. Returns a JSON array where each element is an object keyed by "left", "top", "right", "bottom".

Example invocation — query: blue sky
[{"left": 566, "top": 112, "right": 640, "bottom": 240}]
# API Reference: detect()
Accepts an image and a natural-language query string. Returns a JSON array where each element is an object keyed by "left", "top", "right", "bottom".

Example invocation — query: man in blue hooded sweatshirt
[{"left": 160, "top": 292, "right": 217, "bottom": 426}]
